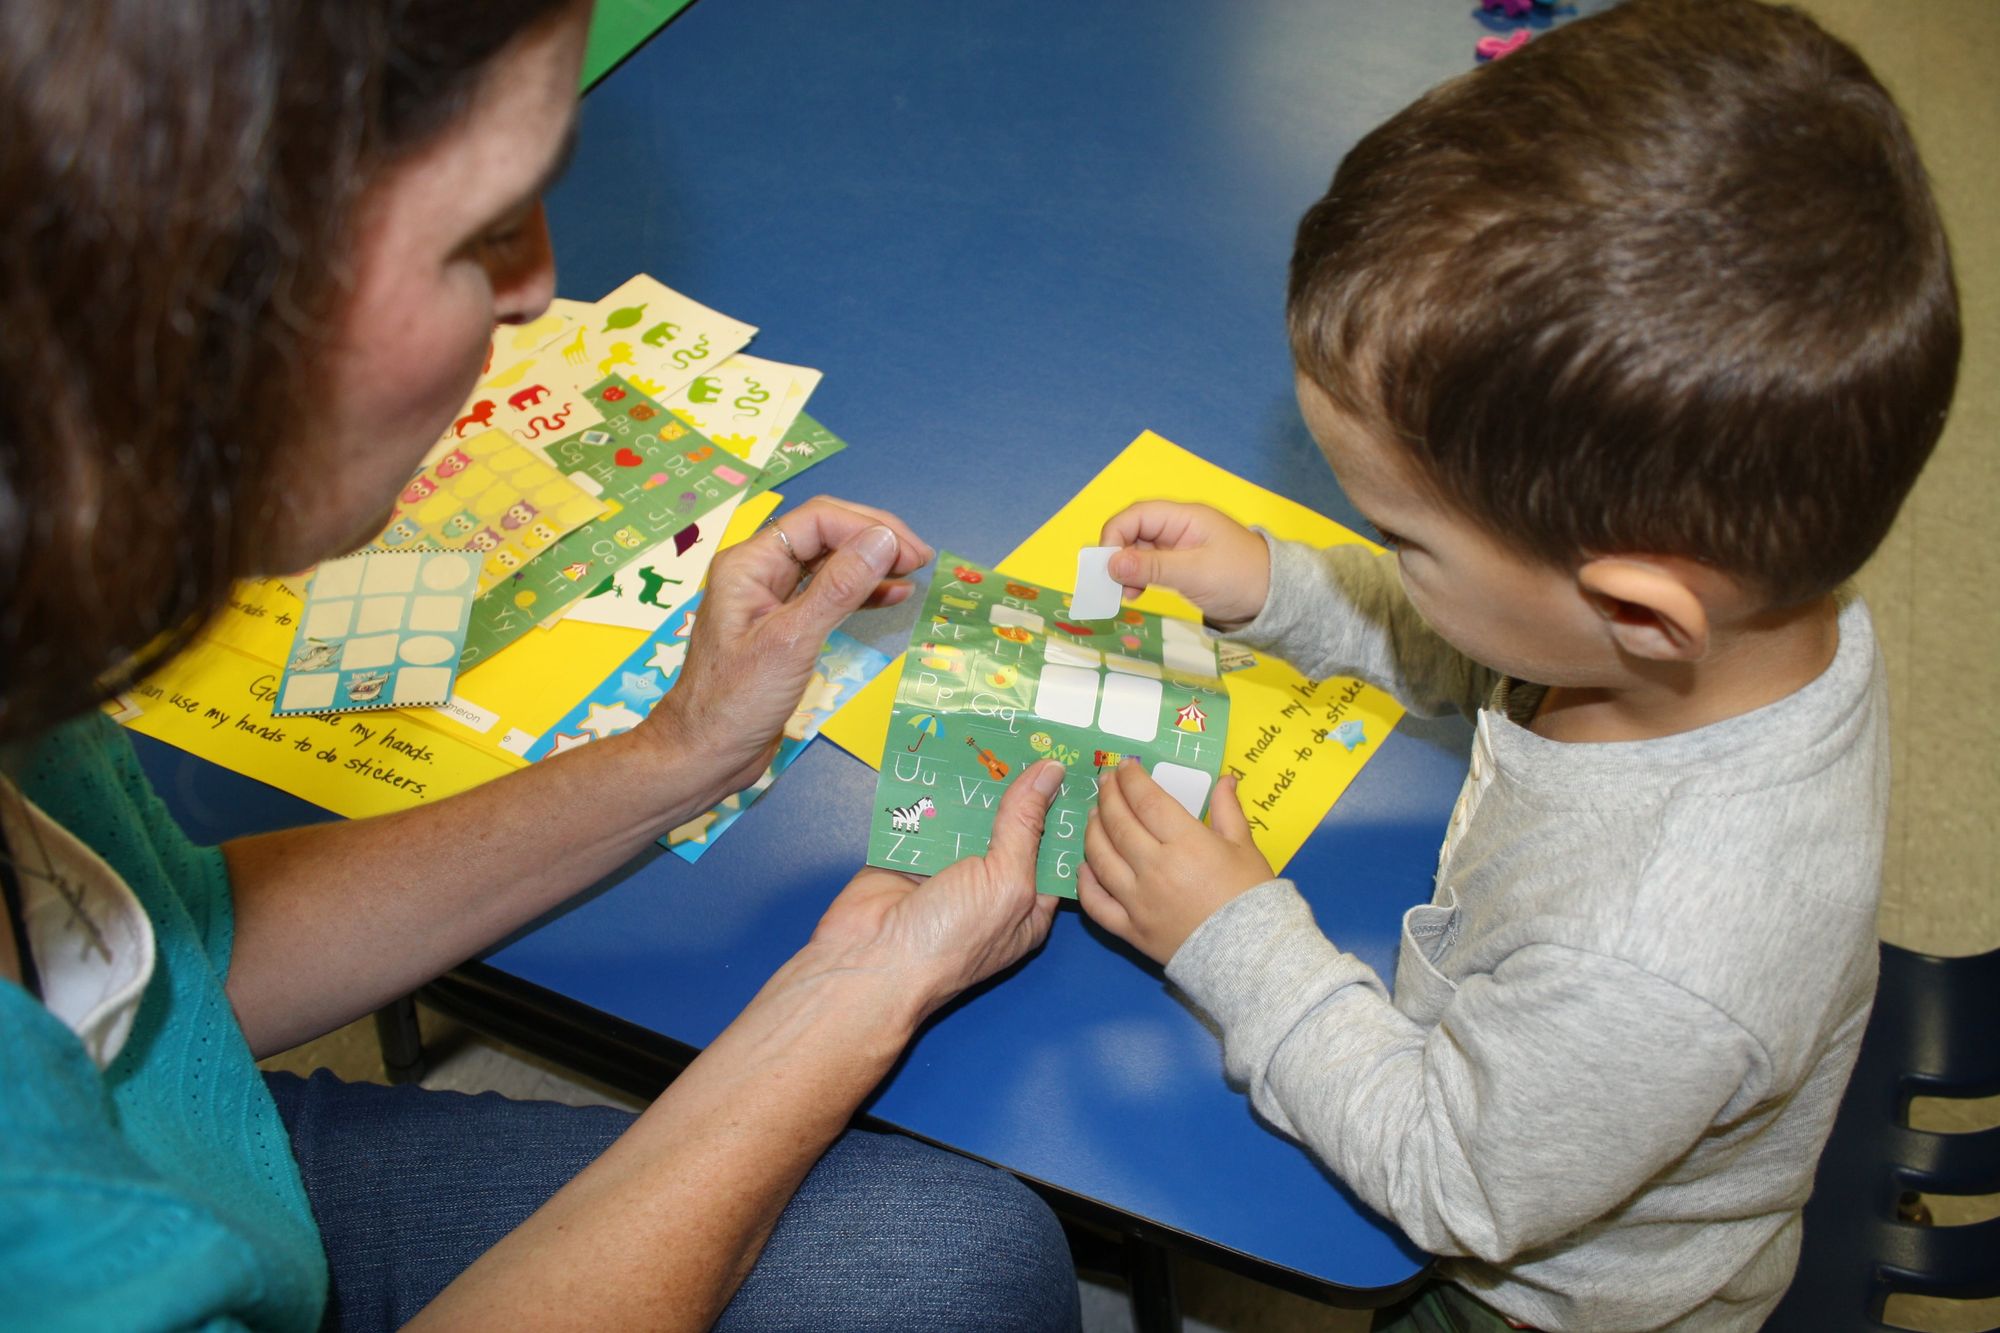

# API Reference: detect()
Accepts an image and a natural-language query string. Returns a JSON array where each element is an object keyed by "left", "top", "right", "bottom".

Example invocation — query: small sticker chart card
[
  {"left": 866, "top": 552, "right": 1232, "bottom": 898},
  {"left": 274, "top": 550, "right": 477, "bottom": 715}
]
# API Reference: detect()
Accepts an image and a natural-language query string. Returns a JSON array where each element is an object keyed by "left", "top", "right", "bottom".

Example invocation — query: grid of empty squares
[
  {"left": 1015, "top": 603, "right": 1222, "bottom": 818},
  {"left": 276, "top": 550, "right": 478, "bottom": 715}
]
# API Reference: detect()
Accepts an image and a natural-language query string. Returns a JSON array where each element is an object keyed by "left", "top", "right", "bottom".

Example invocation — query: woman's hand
[
  {"left": 642, "top": 497, "right": 933, "bottom": 798},
  {"left": 808, "top": 760, "right": 1066, "bottom": 1019},
  {"left": 1101, "top": 501, "right": 1271, "bottom": 630}
]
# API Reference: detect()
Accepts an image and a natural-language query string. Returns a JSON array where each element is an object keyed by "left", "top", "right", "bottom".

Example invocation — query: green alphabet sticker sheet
[
  {"left": 456, "top": 376, "right": 761, "bottom": 669},
  {"left": 866, "top": 552, "right": 1232, "bottom": 898}
]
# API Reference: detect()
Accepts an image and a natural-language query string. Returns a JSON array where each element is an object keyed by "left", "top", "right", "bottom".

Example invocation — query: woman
[{"left": 0, "top": 2, "right": 1079, "bottom": 1328}]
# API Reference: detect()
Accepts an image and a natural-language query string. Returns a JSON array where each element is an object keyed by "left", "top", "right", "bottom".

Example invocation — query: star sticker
[
  {"left": 579, "top": 699, "right": 645, "bottom": 740},
  {"left": 646, "top": 639, "right": 689, "bottom": 677},
  {"left": 668, "top": 810, "right": 719, "bottom": 845},
  {"left": 546, "top": 731, "right": 592, "bottom": 755},
  {"left": 617, "top": 670, "right": 665, "bottom": 707}
]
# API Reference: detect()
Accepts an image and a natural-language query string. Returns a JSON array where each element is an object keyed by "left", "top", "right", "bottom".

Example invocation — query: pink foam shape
[{"left": 1476, "top": 29, "right": 1532, "bottom": 60}]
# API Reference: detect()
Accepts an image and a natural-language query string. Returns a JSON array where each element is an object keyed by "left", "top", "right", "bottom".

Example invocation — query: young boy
[{"left": 1075, "top": 1, "right": 1959, "bottom": 1328}]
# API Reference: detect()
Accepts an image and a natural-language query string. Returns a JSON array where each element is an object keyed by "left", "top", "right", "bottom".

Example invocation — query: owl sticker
[
  {"left": 400, "top": 476, "right": 437, "bottom": 506},
  {"left": 464, "top": 528, "right": 502, "bottom": 552},
  {"left": 520, "top": 520, "right": 559, "bottom": 551},
  {"left": 433, "top": 449, "right": 472, "bottom": 478},
  {"left": 484, "top": 548, "right": 522, "bottom": 580},
  {"left": 440, "top": 512, "right": 478, "bottom": 539},
  {"left": 500, "top": 501, "right": 538, "bottom": 531},
  {"left": 377, "top": 518, "right": 422, "bottom": 548},
  {"left": 613, "top": 526, "right": 646, "bottom": 550}
]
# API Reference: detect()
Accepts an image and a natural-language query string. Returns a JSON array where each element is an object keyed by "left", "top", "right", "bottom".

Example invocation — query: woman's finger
[
  {"left": 981, "top": 760, "right": 1064, "bottom": 885},
  {"left": 772, "top": 523, "right": 903, "bottom": 645},
  {"left": 777, "top": 497, "right": 932, "bottom": 572}
]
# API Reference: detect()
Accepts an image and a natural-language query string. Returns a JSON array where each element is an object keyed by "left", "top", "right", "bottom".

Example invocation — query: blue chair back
[{"left": 1765, "top": 942, "right": 2000, "bottom": 1329}]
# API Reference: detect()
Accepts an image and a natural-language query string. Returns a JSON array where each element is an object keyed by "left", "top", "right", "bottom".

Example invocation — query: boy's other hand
[
  {"left": 1100, "top": 502, "right": 1270, "bottom": 630},
  {"left": 1077, "top": 760, "right": 1275, "bottom": 965}
]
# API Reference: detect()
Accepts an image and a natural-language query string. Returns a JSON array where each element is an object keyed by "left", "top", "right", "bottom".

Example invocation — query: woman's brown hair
[{"left": 0, "top": 0, "right": 578, "bottom": 744}]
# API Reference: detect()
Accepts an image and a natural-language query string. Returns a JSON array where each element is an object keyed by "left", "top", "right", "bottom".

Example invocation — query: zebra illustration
[{"left": 886, "top": 797, "right": 937, "bottom": 833}]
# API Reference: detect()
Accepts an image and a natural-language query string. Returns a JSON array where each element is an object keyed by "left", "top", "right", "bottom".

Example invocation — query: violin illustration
[{"left": 965, "top": 736, "right": 1011, "bottom": 781}]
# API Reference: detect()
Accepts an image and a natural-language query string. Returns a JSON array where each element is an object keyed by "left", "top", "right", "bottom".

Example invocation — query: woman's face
[{"left": 261, "top": 5, "right": 590, "bottom": 572}]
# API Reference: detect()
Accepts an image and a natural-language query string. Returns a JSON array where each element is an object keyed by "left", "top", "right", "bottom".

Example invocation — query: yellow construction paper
[
  {"left": 118, "top": 490, "right": 781, "bottom": 816},
  {"left": 821, "top": 431, "right": 1404, "bottom": 871},
  {"left": 120, "top": 639, "right": 518, "bottom": 819}
]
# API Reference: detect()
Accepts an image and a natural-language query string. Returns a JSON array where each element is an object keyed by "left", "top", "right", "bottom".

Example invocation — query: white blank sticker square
[
  {"left": 356, "top": 596, "right": 406, "bottom": 634},
  {"left": 1044, "top": 637, "right": 1101, "bottom": 669},
  {"left": 392, "top": 667, "right": 453, "bottom": 706},
  {"left": 281, "top": 673, "right": 338, "bottom": 712},
  {"left": 408, "top": 594, "right": 468, "bottom": 631},
  {"left": 1103, "top": 653, "right": 1161, "bottom": 678},
  {"left": 310, "top": 557, "right": 365, "bottom": 598},
  {"left": 301, "top": 599, "right": 353, "bottom": 640},
  {"left": 340, "top": 634, "right": 399, "bottom": 671},
  {"left": 990, "top": 604, "right": 1044, "bottom": 634},
  {"left": 1161, "top": 618, "right": 1219, "bottom": 679},
  {"left": 360, "top": 554, "right": 419, "bottom": 595},
  {"left": 1151, "top": 762, "right": 1213, "bottom": 818},
  {"left": 1097, "top": 673, "right": 1161, "bottom": 742},
  {"left": 1033, "top": 664, "right": 1099, "bottom": 727},
  {"left": 1069, "top": 547, "right": 1122, "bottom": 620}
]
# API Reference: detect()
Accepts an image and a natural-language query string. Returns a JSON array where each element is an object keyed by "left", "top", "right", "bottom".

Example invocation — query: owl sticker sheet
[
  {"left": 367, "top": 428, "right": 607, "bottom": 592},
  {"left": 865, "top": 552, "right": 1232, "bottom": 899},
  {"left": 273, "top": 550, "right": 478, "bottom": 715}
]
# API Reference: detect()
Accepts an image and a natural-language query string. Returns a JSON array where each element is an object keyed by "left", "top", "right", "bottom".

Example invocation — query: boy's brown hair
[{"left": 1288, "top": 0, "right": 1959, "bottom": 606}]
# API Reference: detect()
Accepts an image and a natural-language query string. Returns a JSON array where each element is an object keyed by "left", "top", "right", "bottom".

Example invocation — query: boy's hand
[
  {"left": 1077, "top": 760, "right": 1275, "bottom": 965},
  {"left": 1100, "top": 502, "right": 1270, "bottom": 630}
]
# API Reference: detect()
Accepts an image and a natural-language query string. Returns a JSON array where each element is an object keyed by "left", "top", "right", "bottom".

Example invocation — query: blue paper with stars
[{"left": 522, "top": 594, "right": 888, "bottom": 862}]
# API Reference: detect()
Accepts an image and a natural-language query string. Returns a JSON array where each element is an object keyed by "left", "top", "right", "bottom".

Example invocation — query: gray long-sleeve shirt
[{"left": 1165, "top": 538, "right": 1883, "bottom": 1331}]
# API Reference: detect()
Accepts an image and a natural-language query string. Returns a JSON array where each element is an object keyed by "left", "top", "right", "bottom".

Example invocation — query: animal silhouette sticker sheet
[
  {"left": 434, "top": 274, "right": 758, "bottom": 457},
  {"left": 366, "top": 429, "right": 608, "bottom": 592},
  {"left": 865, "top": 552, "right": 1232, "bottom": 898},
  {"left": 660, "top": 353, "right": 822, "bottom": 466},
  {"left": 273, "top": 550, "right": 478, "bottom": 715},
  {"left": 455, "top": 377, "right": 763, "bottom": 670}
]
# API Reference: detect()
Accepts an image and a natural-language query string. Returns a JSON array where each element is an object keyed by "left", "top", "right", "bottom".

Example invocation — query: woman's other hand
[
  {"left": 808, "top": 760, "right": 1066, "bottom": 1019},
  {"left": 643, "top": 497, "right": 933, "bottom": 797}
]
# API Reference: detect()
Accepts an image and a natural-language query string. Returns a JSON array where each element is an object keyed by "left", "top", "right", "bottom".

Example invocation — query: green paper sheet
[
  {"left": 866, "top": 552, "right": 1232, "bottom": 898},
  {"left": 457, "top": 377, "right": 760, "bottom": 669},
  {"left": 582, "top": 0, "right": 698, "bottom": 91},
  {"left": 745, "top": 411, "right": 848, "bottom": 499}
]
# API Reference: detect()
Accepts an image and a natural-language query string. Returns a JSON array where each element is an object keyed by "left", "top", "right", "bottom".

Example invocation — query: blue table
[{"left": 132, "top": 0, "right": 1582, "bottom": 1311}]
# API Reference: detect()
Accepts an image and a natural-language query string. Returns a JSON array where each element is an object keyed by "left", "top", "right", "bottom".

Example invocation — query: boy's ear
[{"left": 1575, "top": 558, "right": 1711, "bottom": 662}]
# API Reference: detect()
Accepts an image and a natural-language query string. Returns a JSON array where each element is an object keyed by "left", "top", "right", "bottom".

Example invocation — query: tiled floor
[{"left": 265, "top": 3, "right": 1999, "bottom": 1329}]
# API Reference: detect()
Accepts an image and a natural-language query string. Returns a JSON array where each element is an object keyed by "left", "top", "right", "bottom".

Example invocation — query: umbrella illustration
[{"left": 905, "top": 713, "right": 943, "bottom": 751}]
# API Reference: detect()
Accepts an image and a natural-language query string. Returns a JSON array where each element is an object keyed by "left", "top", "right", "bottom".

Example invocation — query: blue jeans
[{"left": 265, "top": 1070, "right": 1080, "bottom": 1332}]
